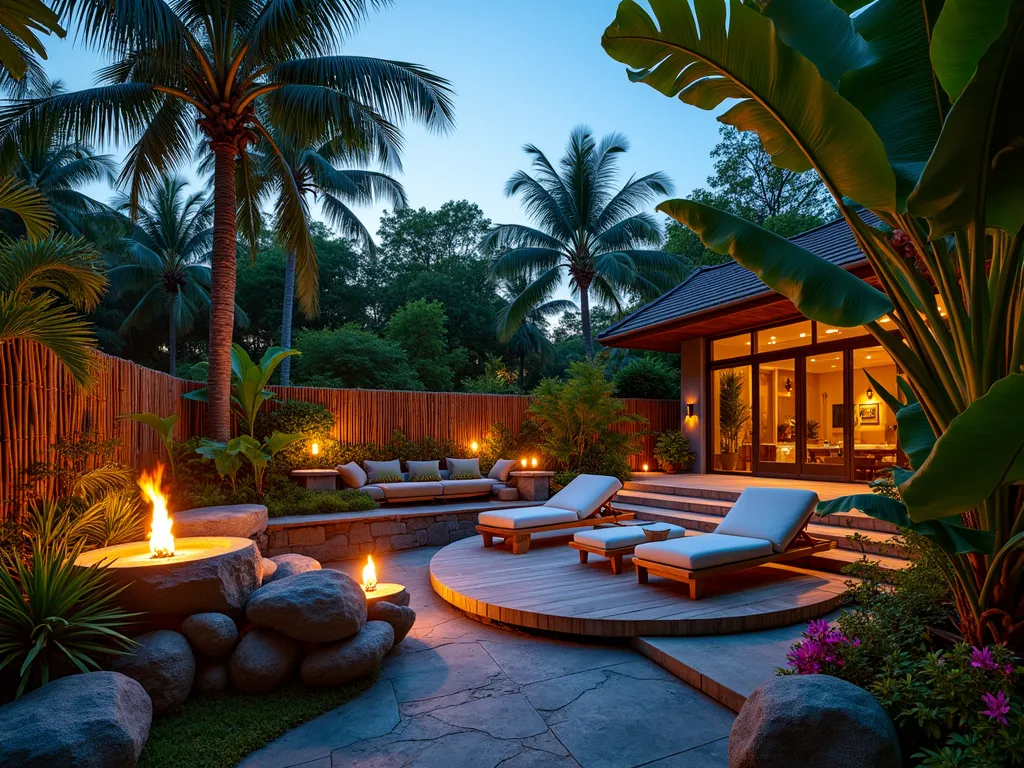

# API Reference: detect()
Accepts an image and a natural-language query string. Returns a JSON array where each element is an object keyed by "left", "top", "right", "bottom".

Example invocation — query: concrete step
[
  {"left": 614, "top": 489, "right": 899, "bottom": 535},
  {"left": 805, "top": 546, "right": 911, "bottom": 581},
  {"left": 609, "top": 502, "right": 911, "bottom": 559},
  {"left": 622, "top": 481, "right": 741, "bottom": 502}
]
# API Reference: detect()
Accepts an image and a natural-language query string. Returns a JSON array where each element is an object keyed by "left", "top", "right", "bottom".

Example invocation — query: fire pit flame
[
  {"left": 139, "top": 466, "right": 174, "bottom": 559},
  {"left": 362, "top": 555, "right": 378, "bottom": 593}
]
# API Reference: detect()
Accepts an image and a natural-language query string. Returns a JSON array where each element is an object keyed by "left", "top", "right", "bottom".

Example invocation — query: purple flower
[
  {"left": 971, "top": 647, "right": 999, "bottom": 671},
  {"left": 981, "top": 691, "right": 1010, "bottom": 726},
  {"left": 786, "top": 621, "right": 860, "bottom": 675}
]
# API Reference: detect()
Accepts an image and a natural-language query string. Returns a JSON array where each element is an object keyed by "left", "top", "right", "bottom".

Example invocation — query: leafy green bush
[
  {"left": 266, "top": 489, "right": 378, "bottom": 518},
  {"left": 653, "top": 430, "right": 696, "bottom": 472},
  {"left": 613, "top": 356, "right": 680, "bottom": 400},
  {"left": 478, "top": 422, "right": 540, "bottom": 473},
  {"left": 257, "top": 400, "right": 334, "bottom": 441}
]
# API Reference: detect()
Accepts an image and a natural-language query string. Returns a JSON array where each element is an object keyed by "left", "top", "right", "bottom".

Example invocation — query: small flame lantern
[
  {"left": 359, "top": 555, "right": 407, "bottom": 606},
  {"left": 362, "top": 555, "right": 378, "bottom": 593},
  {"left": 470, "top": 440, "right": 479, "bottom": 453},
  {"left": 531, "top": 457, "right": 538, "bottom": 469},
  {"left": 310, "top": 441, "right": 320, "bottom": 457},
  {"left": 520, "top": 458, "right": 527, "bottom": 468},
  {"left": 139, "top": 467, "right": 174, "bottom": 559},
  {"left": 642, "top": 463, "right": 649, "bottom": 472}
]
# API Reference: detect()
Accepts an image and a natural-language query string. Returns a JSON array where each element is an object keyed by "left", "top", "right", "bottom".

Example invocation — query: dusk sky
[{"left": 41, "top": 0, "right": 724, "bottom": 243}]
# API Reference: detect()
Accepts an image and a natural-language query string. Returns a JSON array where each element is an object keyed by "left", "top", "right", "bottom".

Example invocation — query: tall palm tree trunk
[
  {"left": 207, "top": 142, "right": 239, "bottom": 441},
  {"left": 168, "top": 296, "right": 177, "bottom": 377},
  {"left": 279, "top": 251, "right": 296, "bottom": 386},
  {"left": 579, "top": 283, "right": 593, "bottom": 359}
]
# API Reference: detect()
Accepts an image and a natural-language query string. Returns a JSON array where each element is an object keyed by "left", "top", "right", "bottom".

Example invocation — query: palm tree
[
  {"left": 0, "top": 0, "right": 64, "bottom": 82},
  {"left": 497, "top": 276, "right": 574, "bottom": 388},
  {"left": 2, "top": 0, "right": 455, "bottom": 440},
  {"left": 485, "top": 126, "right": 687, "bottom": 358},
  {"left": 109, "top": 176, "right": 245, "bottom": 376}
]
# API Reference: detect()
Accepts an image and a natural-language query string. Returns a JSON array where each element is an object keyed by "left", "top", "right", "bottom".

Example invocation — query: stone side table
[
  {"left": 289, "top": 469, "right": 339, "bottom": 491},
  {"left": 509, "top": 470, "right": 555, "bottom": 501}
]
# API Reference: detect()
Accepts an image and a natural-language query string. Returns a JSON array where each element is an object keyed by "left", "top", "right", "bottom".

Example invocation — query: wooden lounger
[
  {"left": 633, "top": 530, "right": 835, "bottom": 599},
  {"left": 478, "top": 504, "right": 635, "bottom": 555}
]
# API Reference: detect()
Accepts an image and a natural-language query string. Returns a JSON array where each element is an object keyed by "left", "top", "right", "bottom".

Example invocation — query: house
[{"left": 599, "top": 214, "right": 917, "bottom": 483}]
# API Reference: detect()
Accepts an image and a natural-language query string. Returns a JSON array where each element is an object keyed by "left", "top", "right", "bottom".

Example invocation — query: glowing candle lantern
[
  {"left": 362, "top": 555, "right": 378, "bottom": 593},
  {"left": 470, "top": 441, "right": 479, "bottom": 453},
  {"left": 642, "top": 463, "right": 649, "bottom": 472},
  {"left": 531, "top": 457, "right": 538, "bottom": 468},
  {"left": 310, "top": 441, "right": 320, "bottom": 457},
  {"left": 521, "top": 458, "right": 528, "bottom": 467}
]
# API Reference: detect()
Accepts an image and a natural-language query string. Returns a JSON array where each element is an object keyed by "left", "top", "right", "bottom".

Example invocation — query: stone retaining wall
[{"left": 265, "top": 511, "right": 484, "bottom": 563}]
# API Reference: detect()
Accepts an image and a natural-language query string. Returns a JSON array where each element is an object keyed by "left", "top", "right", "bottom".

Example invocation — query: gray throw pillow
[
  {"left": 364, "top": 459, "right": 402, "bottom": 484},
  {"left": 487, "top": 459, "right": 518, "bottom": 483},
  {"left": 446, "top": 457, "right": 481, "bottom": 479},
  {"left": 407, "top": 460, "right": 440, "bottom": 477},
  {"left": 337, "top": 461, "right": 368, "bottom": 489}
]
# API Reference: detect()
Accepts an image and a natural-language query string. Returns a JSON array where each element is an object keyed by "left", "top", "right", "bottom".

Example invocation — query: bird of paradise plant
[{"left": 603, "top": 0, "right": 1024, "bottom": 647}]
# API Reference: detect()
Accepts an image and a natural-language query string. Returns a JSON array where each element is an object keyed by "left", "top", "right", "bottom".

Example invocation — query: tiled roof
[{"left": 600, "top": 212, "right": 879, "bottom": 341}]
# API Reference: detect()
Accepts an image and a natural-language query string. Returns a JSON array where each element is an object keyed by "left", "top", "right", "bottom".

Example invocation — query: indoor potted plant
[
  {"left": 653, "top": 430, "right": 696, "bottom": 473},
  {"left": 718, "top": 369, "right": 750, "bottom": 471}
]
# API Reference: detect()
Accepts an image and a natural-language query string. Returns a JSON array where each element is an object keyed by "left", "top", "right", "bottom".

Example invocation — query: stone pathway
[{"left": 241, "top": 547, "right": 735, "bottom": 768}]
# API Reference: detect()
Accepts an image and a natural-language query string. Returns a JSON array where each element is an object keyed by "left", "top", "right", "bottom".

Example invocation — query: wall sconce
[
  {"left": 470, "top": 440, "right": 479, "bottom": 453},
  {"left": 866, "top": 387, "right": 874, "bottom": 401},
  {"left": 685, "top": 402, "right": 696, "bottom": 418},
  {"left": 310, "top": 441, "right": 320, "bottom": 457},
  {"left": 784, "top": 377, "right": 792, "bottom": 393}
]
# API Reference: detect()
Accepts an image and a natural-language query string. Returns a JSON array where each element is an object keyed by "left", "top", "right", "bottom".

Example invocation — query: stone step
[
  {"left": 609, "top": 502, "right": 910, "bottom": 559},
  {"left": 622, "top": 481, "right": 741, "bottom": 502},
  {"left": 614, "top": 489, "right": 899, "bottom": 535}
]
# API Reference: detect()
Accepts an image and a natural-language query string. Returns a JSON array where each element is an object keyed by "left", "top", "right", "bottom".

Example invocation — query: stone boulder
[
  {"left": 266, "top": 553, "right": 321, "bottom": 582},
  {"left": 195, "top": 663, "right": 228, "bottom": 696},
  {"left": 109, "top": 630, "right": 195, "bottom": 717},
  {"left": 260, "top": 557, "right": 278, "bottom": 582},
  {"left": 246, "top": 569, "right": 365, "bottom": 643},
  {"left": 300, "top": 621, "right": 395, "bottom": 687},
  {"left": 368, "top": 601, "right": 416, "bottom": 645},
  {"left": 181, "top": 612, "right": 238, "bottom": 658},
  {"left": 0, "top": 671, "right": 151, "bottom": 767},
  {"left": 729, "top": 675, "right": 901, "bottom": 768},
  {"left": 228, "top": 628, "right": 300, "bottom": 694},
  {"left": 175, "top": 504, "right": 268, "bottom": 539}
]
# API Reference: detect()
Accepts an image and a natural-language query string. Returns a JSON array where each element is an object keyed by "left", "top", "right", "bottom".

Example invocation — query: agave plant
[{"left": 603, "top": 0, "right": 1024, "bottom": 646}]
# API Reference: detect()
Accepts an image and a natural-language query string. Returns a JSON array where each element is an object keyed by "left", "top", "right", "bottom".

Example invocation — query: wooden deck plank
[{"left": 430, "top": 535, "right": 846, "bottom": 638}]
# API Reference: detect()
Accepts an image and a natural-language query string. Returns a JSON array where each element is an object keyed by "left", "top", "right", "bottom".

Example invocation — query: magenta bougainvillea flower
[
  {"left": 971, "top": 647, "right": 999, "bottom": 671},
  {"left": 786, "top": 620, "right": 859, "bottom": 675},
  {"left": 981, "top": 691, "right": 1010, "bottom": 726}
]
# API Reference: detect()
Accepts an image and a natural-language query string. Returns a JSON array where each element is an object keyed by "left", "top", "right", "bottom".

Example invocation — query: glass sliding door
[
  {"left": 852, "top": 346, "right": 902, "bottom": 480},
  {"left": 757, "top": 358, "right": 799, "bottom": 471},
  {"left": 804, "top": 352, "right": 846, "bottom": 476},
  {"left": 711, "top": 365, "right": 753, "bottom": 472}
]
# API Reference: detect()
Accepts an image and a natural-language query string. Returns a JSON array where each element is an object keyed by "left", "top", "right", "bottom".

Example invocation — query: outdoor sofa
[
  {"left": 336, "top": 457, "right": 518, "bottom": 504},
  {"left": 630, "top": 487, "right": 834, "bottom": 599},
  {"left": 476, "top": 474, "right": 633, "bottom": 554}
]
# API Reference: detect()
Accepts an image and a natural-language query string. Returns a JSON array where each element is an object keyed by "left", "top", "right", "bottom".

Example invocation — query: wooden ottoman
[{"left": 569, "top": 523, "right": 685, "bottom": 575}]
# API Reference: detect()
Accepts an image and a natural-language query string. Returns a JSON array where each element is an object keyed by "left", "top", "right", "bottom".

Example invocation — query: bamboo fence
[{"left": 0, "top": 340, "right": 680, "bottom": 522}]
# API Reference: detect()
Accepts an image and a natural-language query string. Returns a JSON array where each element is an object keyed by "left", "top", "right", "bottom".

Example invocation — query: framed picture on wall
[
  {"left": 858, "top": 403, "right": 880, "bottom": 425},
  {"left": 831, "top": 404, "right": 845, "bottom": 429}
]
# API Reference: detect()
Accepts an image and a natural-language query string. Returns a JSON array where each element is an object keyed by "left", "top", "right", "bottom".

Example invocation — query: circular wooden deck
[{"left": 430, "top": 535, "right": 847, "bottom": 638}]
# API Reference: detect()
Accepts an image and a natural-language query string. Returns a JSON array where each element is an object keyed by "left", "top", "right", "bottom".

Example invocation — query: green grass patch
[{"left": 138, "top": 677, "right": 375, "bottom": 768}]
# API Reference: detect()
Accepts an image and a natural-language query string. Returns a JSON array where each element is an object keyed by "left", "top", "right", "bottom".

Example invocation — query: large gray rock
[
  {"left": 175, "top": 504, "right": 268, "bottom": 538},
  {"left": 181, "top": 612, "right": 238, "bottom": 658},
  {"left": 368, "top": 600, "right": 415, "bottom": 645},
  {"left": 729, "top": 675, "right": 901, "bottom": 768},
  {"left": 109, "top": 629, "right": 195, "bottom": 717},
  {"left": 195, "top": 663, "right": 228, "bottom": 697},
  {"left": 0, "top": 671, "right": 151, "bottom": 767},
  {"left": 246, "top": 569, "right": 366, "bottom": 643},
  {"left": 300, "top": 621, "right": 395, "bottom": 687},
  {"left": 266, "top": 553, "right": 321, "bottom": 582},
  {"left": 228, "top": 628, "right": 300, "bottom": 694}
]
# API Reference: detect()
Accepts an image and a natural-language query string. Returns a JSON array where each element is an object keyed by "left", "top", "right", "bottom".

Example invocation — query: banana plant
[
  {"left": 603, "top": 0, "right": 1024, "bottom": 647},
  {"left": 183, "top": 344, "right": 300, "bottom": 438},
  {"left": 123, "top": 412, "right": 179, "bottom": 478},
  {"left": 196, "top": 432, "right": 301, "bottom": 494}
]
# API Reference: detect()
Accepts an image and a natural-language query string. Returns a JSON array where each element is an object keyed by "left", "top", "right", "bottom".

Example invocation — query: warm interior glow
[
  {"left": 470, "top": 440, "right": 479, "bottom": 452},
  {"left": 531, "top": 457, "right": 538, "bottom": 468},
  {"left": 310, "top": 441, "right": 320, "bottom": 456},
  {"left": 139, "top": 466, "right": 174, "bottom": 559},
  {"left": 362, "top": 555, "right": 378, "bottom": 592}
]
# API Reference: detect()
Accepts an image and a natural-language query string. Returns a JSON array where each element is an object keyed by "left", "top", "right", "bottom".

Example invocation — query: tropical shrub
[
  {"left": 603, "top": 0, "right": 1024, "bottom": 647},
  {"left": 613, "top": 357, "right": 680, "bottom": 400},
  {"left": 478, "top": 421, "right": 541, "bottom": 474},
  {"left": 25, "top": 430, "right": 134, "bottom": 504},
  {"left": 255, "top": 400, "right": 338, "bottom": 472},
  {"left": 653, "top": 430, "right": 696, "bottom": 472},
  {"left": 195, "top": 433, "right": 301, "bottom": 495},
  {"left": 529, "top": 361, "right": 643, "bottom": 481},
  {"left": 124, "top": 412, "right": 179, "bottom": 478}
]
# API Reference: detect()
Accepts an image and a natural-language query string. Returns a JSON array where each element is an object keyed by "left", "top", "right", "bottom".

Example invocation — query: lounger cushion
[
  {"left": 714, "top": 488, "right": 819, "bottom": 552},
  {"left": 477, "top": 507, "right": 579, "bottom": 529},
  {"left": 441, "top": 478, "right": 494, "bottom": 496},
  {"left": 545, "top": 474, "right": 624, "bottom": 519},
  {"left": 574, "top": 523, "right": 685, "bottom": 551},
  {"left": 337, "top": 462, "right": 367, "bottom": 489},
  {"left": 377, "top": 481, "right": 442, "bottom": 500},
  {"left": 364, "top": 459, "right": 402, "bottom": 483},
  {"left": 635, "top": 533, "right": 773, "bottom": 571}
]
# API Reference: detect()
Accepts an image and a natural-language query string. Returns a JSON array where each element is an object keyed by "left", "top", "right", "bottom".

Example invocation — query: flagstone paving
[{"left": 240, "top": 546, "right": 735, "bottom": 768}]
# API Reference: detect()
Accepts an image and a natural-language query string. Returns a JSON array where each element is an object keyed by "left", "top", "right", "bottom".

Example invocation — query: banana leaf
[
  {"left": 657, "top": 200, "right": 893, "bottom": 326},
  {"left": 930, "top": 0, "right": 1017, "bottom": 101}
]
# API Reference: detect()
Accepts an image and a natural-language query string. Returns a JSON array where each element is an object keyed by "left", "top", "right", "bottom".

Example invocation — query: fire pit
[
  {"left": 75, "top": 467, "right": 261, "bottom": 617},
  {"left": 359, "top": 555, "right": 408, "bottom": 607}
]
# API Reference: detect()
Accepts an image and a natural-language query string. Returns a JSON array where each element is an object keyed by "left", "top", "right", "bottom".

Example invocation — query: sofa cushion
[
  {"left": 635, "top": 533, "right": 773, "bottom": 571},
  {"left": 440, "top": 478, "right": 494, "bottom": 496},
  {"left": 477, "top": 506, "right": 579, "bottom": 530},
  {"left": 545, "top": 474, "right": 623, "bottom": 519},
  {"left": 574, "top": 523, "right": 685, "bottom": 552},
  {"left": 487, "top": 459, "right": 518, "bottom": 483},
  {"left": 364, "top": 459, "right": 402, "bottom": 484},
  {"left": 378, "top": 481, "right": 443, "bottom": 500},
  {"left": 446, "top": 457, "right": 481, "bottom": 479},
  {"left": 337, "top": 462, "right": 367, "bottom": 489},
  {"left": 407, "top": 460, "right": 440, "bottom": 476},
  {"left": 359, "top": 485, "right": 384, "bottom": 501},
  {"left": 714, "top": 488, "right": 819, "bottom": 552}
]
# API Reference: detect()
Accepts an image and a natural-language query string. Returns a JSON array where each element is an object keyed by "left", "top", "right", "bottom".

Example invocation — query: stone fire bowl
[{"left": 75, "top": 537, "right": 261, "bottom": 617}]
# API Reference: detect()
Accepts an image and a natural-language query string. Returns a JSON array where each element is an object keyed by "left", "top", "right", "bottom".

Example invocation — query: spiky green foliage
[{"left": 486, "top": 126, "right": 688, "bottom": 358}]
